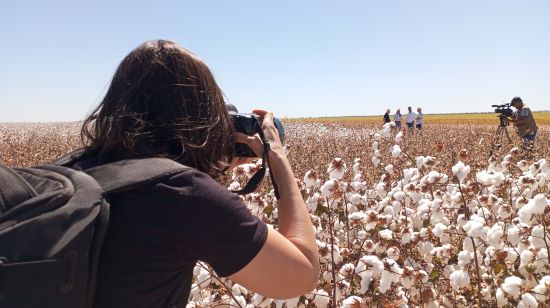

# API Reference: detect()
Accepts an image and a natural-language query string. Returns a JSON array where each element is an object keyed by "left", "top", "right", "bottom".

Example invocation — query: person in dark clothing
[
  {"left": 73, "top": 40, "right": 319, "bottom": 307},
  {"left": 383, "top": 109, "right": 391, "bottom": 124},
  {"left": 508, "top": 96, "right": 538, "bottom": 146}
]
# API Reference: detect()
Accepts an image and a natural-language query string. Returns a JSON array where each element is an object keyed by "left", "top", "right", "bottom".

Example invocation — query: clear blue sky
[{"left": 1, "top": 0, "right": 549, "bottom": 122}]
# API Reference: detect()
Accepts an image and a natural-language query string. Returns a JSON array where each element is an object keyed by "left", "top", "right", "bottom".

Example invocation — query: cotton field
[{"left": 1, "top": 121, "right": 549, "bottom": 307}]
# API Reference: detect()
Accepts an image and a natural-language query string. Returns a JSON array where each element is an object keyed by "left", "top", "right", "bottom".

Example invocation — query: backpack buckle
[{"left": 0, "top": 256, "right": 8, "bottom": 265}]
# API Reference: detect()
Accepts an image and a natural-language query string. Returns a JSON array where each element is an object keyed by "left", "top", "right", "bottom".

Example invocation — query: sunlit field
[{"left": 1, "top": 118, "right": 549, "bottom": 307}]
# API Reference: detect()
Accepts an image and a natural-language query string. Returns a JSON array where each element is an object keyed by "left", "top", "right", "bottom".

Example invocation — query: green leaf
[
  {"left": 430, "top": 269, "right": 440, "bottom": 280},
  {"left": 262, "top": 205, "right": 274, "bottom": 216},
  {"left": 493, "top": 262, "right": 505, "bottom": 274}
]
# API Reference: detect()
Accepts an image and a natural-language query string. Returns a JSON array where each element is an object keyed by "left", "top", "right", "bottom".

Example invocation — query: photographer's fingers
[
  {"left": 251, "top": 109, "right": 283, "bottom": 152},
  {"left": 235, "top": 132, "right": 263, "bottom": 157}
]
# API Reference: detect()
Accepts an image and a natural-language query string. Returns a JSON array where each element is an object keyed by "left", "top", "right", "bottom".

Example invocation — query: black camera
[
  {"left": 230, "top": 112, "right": 285, "bottom": 157},
  {"left": 492, "top": 103, "right": 514, "bottom": 118}
]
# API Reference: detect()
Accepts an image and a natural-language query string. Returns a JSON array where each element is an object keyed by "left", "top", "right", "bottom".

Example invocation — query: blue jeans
[{"left": 522, "top": 131, "right": 537, "bottom": 142}]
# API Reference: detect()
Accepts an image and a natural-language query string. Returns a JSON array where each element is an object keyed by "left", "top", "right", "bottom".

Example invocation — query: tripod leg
[{"left": 503, "top": 126, "right": 511, "bottom": 143}]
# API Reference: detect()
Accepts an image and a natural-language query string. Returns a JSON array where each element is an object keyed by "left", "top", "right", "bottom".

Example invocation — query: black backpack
[{"left": 0, "top": 154, "right": 189, "bottom": 308}]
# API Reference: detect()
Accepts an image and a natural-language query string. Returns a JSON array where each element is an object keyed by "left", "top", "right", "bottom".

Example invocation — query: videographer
[{"left": 508, "top": 96, "right": 538, "bottom": 145}]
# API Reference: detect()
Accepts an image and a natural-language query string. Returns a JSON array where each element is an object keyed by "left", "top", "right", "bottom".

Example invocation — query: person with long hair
[
  {"left": 394, "top": 108, "right": 402, "bottom": 129},
  {"left": 71, "top": 39, "right": 319, "bottom": 307}
]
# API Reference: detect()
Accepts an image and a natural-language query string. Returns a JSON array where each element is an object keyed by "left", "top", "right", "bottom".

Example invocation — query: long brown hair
[{"left": 81, "top": 39, "right": 234, "bottom": 177}]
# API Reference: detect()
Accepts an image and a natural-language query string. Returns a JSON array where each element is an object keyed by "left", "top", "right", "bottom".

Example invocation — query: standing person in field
[
  {"left": 383, "top": 109, "right": 391, "bottom": 124},
  {"left": 416, "top": 107, "right": 424, "bottom": 130},
  {"left": 406, "top": 106, "right": 416, "bottom": 132},
  {"left": 394, "top": 109, "right": 402, "bottom": 129},
  {"left": 64, "top": 40, "right": 319, "bottom": 307},
  {"left": 508, "top": 96, "right": 538, "bottom": 148}
]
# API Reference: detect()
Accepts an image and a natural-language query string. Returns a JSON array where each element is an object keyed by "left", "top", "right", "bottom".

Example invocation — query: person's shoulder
[
  {"left": 136, "top": 167, "right": 226, "bottom": 202},
  {"left": 519, "top": 108, "right": 531, "bottom": 116}
]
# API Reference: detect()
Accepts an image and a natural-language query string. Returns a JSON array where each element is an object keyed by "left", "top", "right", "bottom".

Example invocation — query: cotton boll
[
  {"left": 379, "top": 259, "right": 403, "bottom": 294},
  {"left": 533, "top": 276, "right": 550, "bottom": 302},
  {"left": 252, "top": 294, "right": 271, "bottom": 307},
  {"left": 452, "top": 161, "right": 471, "bottom": 182},
  {"left": 230, "top": 295, "right": 247, "bottom": 308},
  {"left": 518, "top": 194, "right": 549, "bottom": 225},
  {"left": 418, "top": 240, "right": 435, "bottom": 259},
  {"left": 476, "top": 170, "right": 505, "bottom": 186},
  {"left": 314, "top": 289, "right": 332, "bottom": 307},
  {"left": 359, "top": 271, "right": 373, "bottom": 294},
  {"left": 387, "top": 246, "right": 400, "bottom": 260},
  {"left": 321, "top": 179, "right": 338, "bottom": 198},
  {"left": 517, "top": 293, "right": 538, "bottom": 308},
  {"left": 193, "top": 263, "right": 202, "bottom": 277},
  {"left": 463, "top": 217, "right": 486, "bottom": 239},
  {"left": 535, "top": 249, "right": 548, "bottom": 274},
  {"left": 339, "top": 263, "right": 355, "bottom": 278},
  {"left": 425, "top": 171, "right": 443, "bottom": 184},
  {"left": 501, "top": 276, "right": 523, "bottom": 298},
  {"left": 305, "top": 193, "right": 321, "bottom": 213},
  {"left": 449, "top": 270, "right": 470, "bottom": 291},
  {"left": 487, "top": 223, "right": 504, "bottom": 248},
  {"left": 304, "top": 170, "right": 319, "bottom": 188},
  {"left": 416, "top": 156, "right": 427, "bottom": 169},
  {"left": 196, "top": 267, "right": 211, "bottom": 289},
  {"left": 228, "top": 181, "right": 241, "bottom": 191},
  {"left": 391, "top": 145, "right": 402, "bottom": 158},
  {"left": 497, "top": 204, "right": 513, "bottom": 220},
  {"left": 432, "top": 223, "right": 448, "bottom": 238},
  {"left": 507, "top": 225, "right": 521, "bottom": 246},
  {"left": 458, "top": 250, "right": 473, "bottom": 267},
  {"left": 496, "top": 288, "right": 508, "bottom": 307},
  {"left": 327, "top": 158, "right": 347, "bottom": 180},
  {"left": 462, "top": 237, "right": 475, "bottom": 253},
  {"left": 342, "top": 296, "right": 364, "bottom": 308},
  {"left": 385, "top": 164, "right": 394, "bottom": 174},
  {"left": 361, "top": 255, "right": 385, "bottom": 276},
  {"left": 529, "top": 225, "right": 546, "bottom": 249},
  {"left": 395, "top": 131, "right": 403, "bottom": 143},
  {"left": 232, "top": 284, "right": 248, "bottom": 296},
  {"left": 379, "top": 228, "right": 393, "bottom": 240}
]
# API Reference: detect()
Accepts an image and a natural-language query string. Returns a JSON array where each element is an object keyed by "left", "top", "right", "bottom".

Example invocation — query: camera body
[
  {"left": 230, "top": 112, "right": 285, "bottom": 157},
  {"left": 492, "top": 103, "right": 514, "bottom": 118}
]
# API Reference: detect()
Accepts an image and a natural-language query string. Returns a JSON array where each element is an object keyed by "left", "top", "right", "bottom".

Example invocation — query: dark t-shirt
[
  {"left": 383, "top": 113, "right": 390, "bottom": 123},
  {"left": 91, "top": 168, "right": 268, "bottom": 307}
]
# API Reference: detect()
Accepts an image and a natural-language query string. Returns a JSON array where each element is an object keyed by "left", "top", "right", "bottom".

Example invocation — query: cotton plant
[{"left": 184, "top": 123, "right": 550, "bottom": 308}]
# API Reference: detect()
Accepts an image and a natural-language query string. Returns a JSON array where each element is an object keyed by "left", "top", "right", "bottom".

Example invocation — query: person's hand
[
  {"left": 250, "top": 109, "right": 285, "bottom": 156},
  {"left": 234, "top": 132, "right": 264, "bottom": 159},
  {"left": 232, "top": 109, "right": 286, "bottom": 161}
]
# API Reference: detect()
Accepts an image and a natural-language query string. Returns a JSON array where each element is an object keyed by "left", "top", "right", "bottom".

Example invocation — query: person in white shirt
[
  {"left": 394, "top": 109, "right": 402, "bottom": 129},
  {"left": 416, "top": 107, "right": 424, "bottom": 130},
  {"left": 406, "top": 106, "right": 416, "bottom": 131}
]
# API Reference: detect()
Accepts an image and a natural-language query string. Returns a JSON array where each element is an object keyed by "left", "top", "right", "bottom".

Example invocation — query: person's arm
[{"left": 228, "top": 110, "right": 319, "bottom": 299}]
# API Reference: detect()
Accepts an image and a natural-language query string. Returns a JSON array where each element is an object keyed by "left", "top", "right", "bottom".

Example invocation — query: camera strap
[{"left": 232, "top": 123, "right": 281, "bottom": 199}]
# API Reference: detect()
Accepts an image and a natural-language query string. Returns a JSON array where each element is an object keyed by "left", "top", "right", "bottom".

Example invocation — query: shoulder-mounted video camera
[
  {"left": 492, "top": 103, "right": 514, "bottom": 118},
  {"left": 230, "top": 112, "right": 285, "bottom": 157}
]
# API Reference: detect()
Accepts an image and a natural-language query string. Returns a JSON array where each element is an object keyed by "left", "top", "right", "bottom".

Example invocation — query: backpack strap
[
  {"left": 84, "top": 158, "right": 192, "bottom": 194},
  {"left": 0, "top": 165, "right": 37, "bottom": 212}
]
